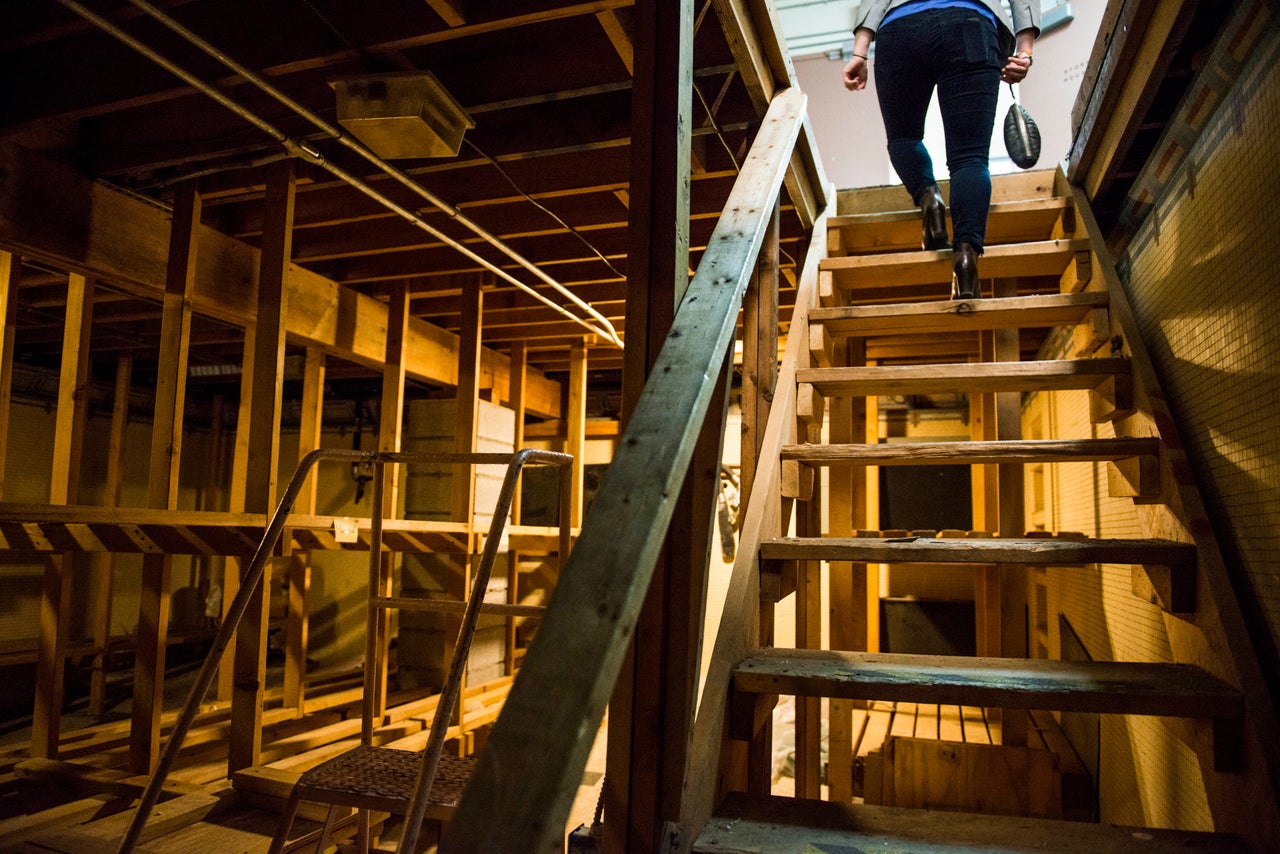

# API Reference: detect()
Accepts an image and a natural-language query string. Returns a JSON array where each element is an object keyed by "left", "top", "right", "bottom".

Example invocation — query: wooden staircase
[{"left": 686, "top": 171, "right": 1273, "bottom": 851}]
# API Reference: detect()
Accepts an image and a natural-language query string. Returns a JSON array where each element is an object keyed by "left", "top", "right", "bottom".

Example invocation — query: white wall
[{"left": 793, "top": 0, "right": 1109, "bottom": 192}]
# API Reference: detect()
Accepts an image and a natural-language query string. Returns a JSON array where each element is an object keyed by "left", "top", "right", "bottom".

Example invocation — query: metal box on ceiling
[{"left": 331, "top": 71, "right": 474, "bottom": 159}]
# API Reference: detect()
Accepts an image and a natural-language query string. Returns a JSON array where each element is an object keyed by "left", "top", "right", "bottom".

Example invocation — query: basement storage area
[{"left": 1, "top": 0, "right": 1279, "bottom": 852}]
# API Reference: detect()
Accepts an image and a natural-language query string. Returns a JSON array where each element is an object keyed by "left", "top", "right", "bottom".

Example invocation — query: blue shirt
[{"left": 880, "top": 0, "right": 998, "bottom": 31}]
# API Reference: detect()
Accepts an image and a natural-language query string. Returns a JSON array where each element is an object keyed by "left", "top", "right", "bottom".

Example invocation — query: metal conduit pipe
[{"left": 56, "top": 0, "right": 624, "bottom": 349}]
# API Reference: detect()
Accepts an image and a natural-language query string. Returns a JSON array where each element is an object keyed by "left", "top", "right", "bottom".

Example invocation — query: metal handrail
[{"left": 118, "top": 448, "right": 573, "bottom": 853}]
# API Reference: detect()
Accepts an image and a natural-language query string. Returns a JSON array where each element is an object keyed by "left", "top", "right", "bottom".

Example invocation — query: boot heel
[
  {"left": 951, "top": 242, "right": 981, "bottom": 300},
  {"left": 917, "top": 185, "right": 950, "bottom": 251}
]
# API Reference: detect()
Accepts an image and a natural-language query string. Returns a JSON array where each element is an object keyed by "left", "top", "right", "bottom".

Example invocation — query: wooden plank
[
  {"left": 230, "top": 162, "right": 295, "bottom": 774},
  {"left": 425, "top": 0, "right": 465, "bottom": 27},
  {"left": 566, "top": 338, "right": 588, "bottom": 528},
  {"left": 828, "top": 198, "right": 1071, "bottom": 255},
  {"left": 811, "top": 291, "right": 1109, "bottom": 338},
  {"left": 885, "top": 737, "right": 1062, "bottom": 819},
  {"left": 782, "top": 437, "right": 1160, "bottom": 467},
  {"left": 695, "top": 791, "right": 1247, "bottom": 853},
  {"left": 0, "top": 251, "right": 17, "bottom": 500},
  {"left": 31, "top": 271, "right": 93, "bottom": 759},
  {"left": 798, "top": 358, "right": 1130, "bottom": 398},
  {"left": 733, "top": 649, "right": 1242, "bottom": 719},
  {"left": 596, "top": 9, "right": 634, "bottom": 74},
  {"left": 761, "top": 535, "right": 1194, "bottom": 567},
  {"left": 739, "top": 203, "right": 779, "bottom": 515},
  {"left": 820, "top": 239, "right": 1089, "bottom": 291},
  {"left": 446, "top": 89, "right": 806, "bottom": 852}
]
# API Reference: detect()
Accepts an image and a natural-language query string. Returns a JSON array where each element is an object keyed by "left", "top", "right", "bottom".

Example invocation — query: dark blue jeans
[{"left": 874, "top": 8, "right": 1003, "bottom": 251}]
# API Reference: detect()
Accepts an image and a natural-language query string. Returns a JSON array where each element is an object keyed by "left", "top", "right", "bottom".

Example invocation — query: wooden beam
[
  {"left": 0, "top": 251, "right": 18, "bottom": 501},
  {"left": 284, "top": 347, "right": 326, "bottom": 711},
  {"left": 130, "top": 182, "right": 199, "bottom": 774},
  {"left": 0, "top": 142, "right": 561, "bottom": 419},
  {"left": 31, "top": 271, "right": 93, "bottom": 759},
  {"left": 597, "top": 9, "right": 635, "bottom": 75},
  {"left": 740, "top": 202, "right": 780, "bottom": 514},
  {"left": 426, "top": 0, "right": 466, "bottom": 27},
  {"left": 444, "top": 85, "right": 807, "bottom": 854},
  {"left": 218, "top": 330, "right": 255, "bottom": 705},
  {"left": 566, "top": 339, "right": 588, "bottom": 528},
  {"left": 230, "top": 162, "right": 295, "bottom": 773}
]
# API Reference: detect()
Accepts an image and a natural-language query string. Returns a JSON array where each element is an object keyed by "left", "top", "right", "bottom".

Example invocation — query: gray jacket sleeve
[
  {"left": 1007, "top": 1, "right": 1041, "bottom": 36},
  {"left": 854, "top": 0, "right": 895, "bottom": 34}
]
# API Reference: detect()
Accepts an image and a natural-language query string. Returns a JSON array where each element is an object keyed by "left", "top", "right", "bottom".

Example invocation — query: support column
[
  {"left": 608, "top": 0, "right": 698, "bottom": 848},
  {"left": 505, "top": 341, "right": 528, "bottom": 676},
  {"left": 132, "top": 182, "right": 199, "bottom": 773},
  {"left": 89, "top": 354, "right": 132, "bottom": 716},
  {"left": 230, "top": 161, "right": 294, "bottom": 772},
  {"left": 32, "top": 271, "right": 93, "bottom": 758},
  {"left": 567, "top": 339, "right": 588, "bottom": 528},
  {"left": 218, "top": 328, "right": 255, "bottom": 704},
  {"left": 0, "top": 251, "right": 18, "bottom": 500},
  {"left": 285, "top": 347, "right": 326, "bottom": 711}
]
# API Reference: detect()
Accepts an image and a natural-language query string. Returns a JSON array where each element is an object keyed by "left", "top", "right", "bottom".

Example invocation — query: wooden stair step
[
  {"left": 781, "top": 437, "right": 1159, "bottom": 467},
  {"left": 734, "top": 649, "right": 1241, "bottom": 721},
  {"left": 760, "top": 535, "right": 1195, "bottom": 567},
  {"left": 827, "top": 197, "right": 1073, "bottom": 256},
  {"left": 811, "top": 291, "right": 1108, "bottom": 337},
  {"left": 693, "top": 792, "right": 1248, "bottom": 853},
  {"left": 797, "top": 358, "right": 1129, "bottom": 397},
  {"left": 819, "top": 238, "right": 1090, "bottom": 291}
]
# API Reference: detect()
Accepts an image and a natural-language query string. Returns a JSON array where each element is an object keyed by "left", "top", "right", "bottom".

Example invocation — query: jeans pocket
[{"left": 958, "top": 17, "right": 1000, "bottom": 68}]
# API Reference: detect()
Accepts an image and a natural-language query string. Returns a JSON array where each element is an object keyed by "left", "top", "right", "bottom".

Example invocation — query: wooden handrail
[{"left": 441, "top": 86, "right": 810, "bottom": 852}]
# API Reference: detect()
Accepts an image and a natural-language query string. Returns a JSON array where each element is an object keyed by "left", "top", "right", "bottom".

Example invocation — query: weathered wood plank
[
  {"left": 781, "top": 437, "right": 1160, "bottom": 467},
  {"left": 733, "top": 649, "right": 1242, "bottom": 719},
  {"left": 828, "top": 198, "right": 1071, "bottom": 255},
  {"left": 820, "top": 239, "right": 1090, "bottom": 291},
  {"left": 798, "top": 358, "right": 1130, "bottom": 397},
  {"left": 811, "top": 291, "right": 1109, "bottom": 338},
  {"left": 444, "top": 87, "right": 807, "bottom": 853},
  {"left": 761, "top": 535, "right": 1195, "bottom": 567}
]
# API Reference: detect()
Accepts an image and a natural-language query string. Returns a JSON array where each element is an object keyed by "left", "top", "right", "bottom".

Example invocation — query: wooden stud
[
  {"left": 808, "top": 320, "right": 833, "bottom": 368},
  {"left": 505, "top": 341, "right": 528, "bottom": 677},
  {"left": 795, "top": 382, "right": 823, "bottom": 428},
  {"left": 1059, "top": 250, "right": 1093, "bottom": 293},
  {"left": 596, "top": 9, "right": 634, "bottom": 75},
  {"left": 567, "top": 339, "right": 588, "bottom": 528},
  {"left": 230, "top": 162, "right": 295, "bottom": 774},
  {"left": 425, "top": 0, "right": 465, "bottom": 27},
  {"left": 131, "top": 182, "right": 200, "bottom": 774},
  {"left": 1108, "top": 453, "right": 1161, "bottom": 500},
  {"left": 1090, "top": 372, "right": 1134, "bottom": 423},
  {"left": 31, "top": 272, "right": 93, "bottom": 759},
  {"left": 0, "top": 251, "right": 18, "bottom": 500},
  {"left": 284, "top": 347, "right": 326, "bottom": 712},
  {"left": 217, "top": 329, "right": 255, "bottom": 705},
  {"left": 740, "top": 202, "right": 780, "bottom": 514},
  {"left": 88, "top": 354, "right": 132, "bottom": 717}
]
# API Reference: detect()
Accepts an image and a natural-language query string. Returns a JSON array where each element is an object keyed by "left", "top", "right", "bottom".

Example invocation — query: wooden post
[
  {"left": 229, "top": 162, "right": 294, "bottom": 773},
  {"left": 740, "top": 202, "right": 780, "bottom": 513},
  {"left": 506, "top": 341, "right": 528, "bottom": 675},
  {"left": 31, "top": 271, "right": 93, "bottom": 758},
  {"left": 972, "top": 331, "right": 1001, "bottom": 659},
  {"left": 132, "top": 183, "right": 200, "bottom": 773},
  {"left": 608, "top": 0, "right": 694, "bottom": 848},
  {"left": 448, "top": 276, "right": 482, "bottom": 734},
  {"left": 89, "top": 354, "right": 132, "bottom": 716},
  {"left": 994, "top": 277, "right": 1028, "bottom": 747},
  {"left": 0, "top": 251, "right": 18, "bottom": 500},
  {"left": 284, "top": 347, "right": 326, "bottom": 711},
  {"left": 567, "top": 339, "right": 588, "bottom": 528},
  {"left": 218, "top": 329, "right": 255, "bottom": 704}
]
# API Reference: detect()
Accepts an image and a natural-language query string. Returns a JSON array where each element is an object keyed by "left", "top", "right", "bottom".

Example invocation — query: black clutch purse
[{"left": 1003, "top": 84, "right": 1041, "bottom": 169}]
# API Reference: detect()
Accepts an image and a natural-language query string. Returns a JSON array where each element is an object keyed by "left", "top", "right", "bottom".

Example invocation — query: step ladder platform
[
  {"left": 693, "top": 792, "right": 1248, "bottom": 853},
  {"left": 811, "top": 291, "right": 1108, "bottom": 337},
  {"left": 761, "top": 535, "right": 1195, "bottom": 568}
]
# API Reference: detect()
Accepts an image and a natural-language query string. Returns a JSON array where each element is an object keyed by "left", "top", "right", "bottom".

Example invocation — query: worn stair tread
[
  {"left": 733, "top": 649, "right": 1241, "bottom": 719},
  {"left": 820, "top": 239, "right": 1090, "bottom": 290},
  {"left": 760, "top": 535, "right": 1195, "bottom": 567},
  {"left": 781, "top": 437, "right": 1159, "bottom": 466},
  {"left": 828, "top": 197, "right": 1072, "bottom": 255},
  {"left": 797, "top": 358, "right": 1130, "bottom": 396},
  {"left": 693, "top": 792, "right": 1249, "bottom": 853},
  {"left": 811, "top": 291, "right": 1108, "bottom": 337}
]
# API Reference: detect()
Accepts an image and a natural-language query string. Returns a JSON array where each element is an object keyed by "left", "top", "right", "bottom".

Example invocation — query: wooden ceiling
[{"left": 0, "top": 0, "right": 814, "bottom": 417}]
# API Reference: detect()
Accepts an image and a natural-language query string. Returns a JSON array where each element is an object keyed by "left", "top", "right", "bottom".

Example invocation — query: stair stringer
[
  {"left": 674, "top": 186, "right": 833, "bottom": 852},
  {"left": 1070, "top": 185, "right": 1280, "bottom": 844}
]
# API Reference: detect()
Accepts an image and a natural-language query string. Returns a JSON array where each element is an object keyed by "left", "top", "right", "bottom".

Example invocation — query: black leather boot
[
  {"left": 916, "top": 184, "right": 950, "bottom": 251},
  {"left": 951, "top": 242, "right": 981, "bottom": 300}
]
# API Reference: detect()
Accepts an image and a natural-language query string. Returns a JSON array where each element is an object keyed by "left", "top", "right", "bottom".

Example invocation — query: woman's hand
[
  {"left": 1002, "top": 29, "right": 1037, "bottom": 85},
  {"left": 843, "top": 55, "right": 868, "bottom": 91}
]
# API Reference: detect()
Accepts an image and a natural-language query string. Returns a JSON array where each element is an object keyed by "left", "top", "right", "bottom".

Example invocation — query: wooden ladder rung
[
  {"left": 797, "top": 358, "right": 1129, "bottom": 398},
  {"left": 780, "top": 437, "right": 1159, "bottom": 467},
  {"left": 810, "top": 291, "right": 1109, "bottom": 337}
]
